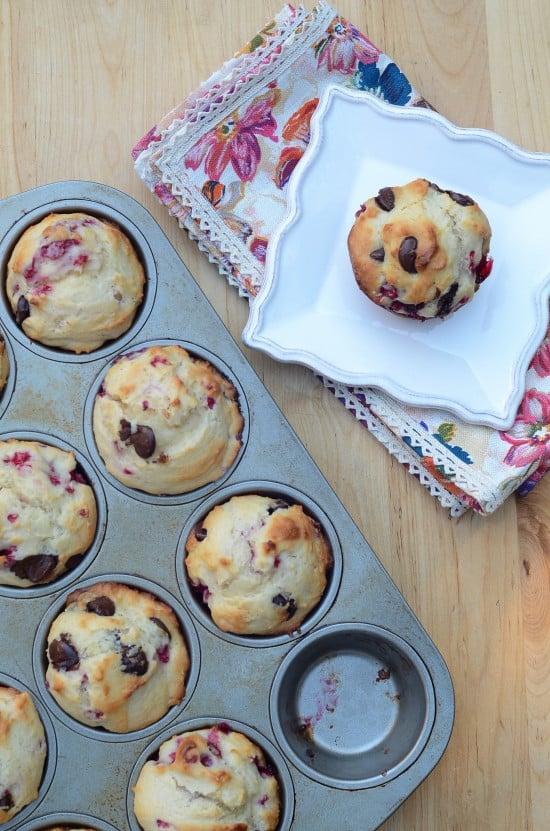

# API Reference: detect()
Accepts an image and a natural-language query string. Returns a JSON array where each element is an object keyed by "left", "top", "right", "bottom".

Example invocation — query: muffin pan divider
[{"left": 0, "top": 181, "right": 454, "bottom": 831}]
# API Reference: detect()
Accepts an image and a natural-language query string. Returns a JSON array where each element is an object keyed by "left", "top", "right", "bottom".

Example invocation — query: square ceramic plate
[{"left": 242, "top": 85, "right": 550, "bottom": 429}]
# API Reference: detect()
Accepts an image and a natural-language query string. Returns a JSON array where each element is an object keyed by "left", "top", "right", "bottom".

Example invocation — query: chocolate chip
[
  {"left": 436, "top": 281, "right": 459, "bottom": 317},
  {"left": 118, "top": 420, "right": 156, "bottom": 459},
  {"left": 429, "top": 181, "right": 474, "bottom": 206},
  {"left": 15, "top": 295, "right": 30, "bottom": 325},
  {"left": 267, "top": 499, "right": 288, "bottom": 515},
  {"left": 10, "top": 553, "right": 58, "bottom": 583},
  {"left": 375, "top": 187, "right": 395, "bottom": 211},
  {"left": 0, "top": 790, "right": 14, "bottom": 810},
  {"left": 86, "top": 595, "right": 115, "bottom": 616},
  {"left": 49, "top": 634, "right": 80, "bottom": 670},
  {"left": 253, "top": 754, "right": 275, "bottom": 778},
  {"left": 150, "top": 616, "right": 171, "bottom": 639},
  {"left": 398, "top": 236, "right": 418, "bottom": 273},
  {"left": 370, "top": 247, "right": 385, "bottom": 262},
  {"left": 272, "top": 592, "right": 298, "bottom": 620},
  {"left": 121, "top": 643, "right": 148, "bottom": 675},
  {"left": 131, "top": 425, "right": 156, "bottom": 458},
  {"left": 119, "top": 418, "right": 132, "bottom": 442},
  {"left": 447, "top": 190, "right": 474, "bottom": 206},
  {"left": 65, "top": 553, "right": 85, "bottom": 572},
  {"left": 194, "top": 525, "right": 207, "bottom": 542}
]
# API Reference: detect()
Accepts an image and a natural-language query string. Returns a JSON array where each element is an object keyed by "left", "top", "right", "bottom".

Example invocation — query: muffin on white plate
[
  {"left": 45, "top": 581, "right": 190, "bottom": 733},
  {"left": 6, "top": 212, "right": 145, "bottom": 352},
  {"left": 92, "top": 343, "right": 244, "bottom": 495},
  {"left": 348, "top": 177, "right": 493, "bottom": 319},
  {"left": 0, "top": 685, "right": 47, "bottom": 824},
  {"left": 184, "top": 494, "right": 332, "bottom": 635},
  {"left": 0, "top": 439, "right": 97, "bottom": 587},
  {"left": 132, "top": 724, "right": 280, "bottom": 831}
]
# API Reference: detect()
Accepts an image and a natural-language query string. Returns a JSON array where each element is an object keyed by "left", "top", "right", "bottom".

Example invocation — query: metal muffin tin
[{"left": 0, "top": 181, "right": 454, "bottom": 831}]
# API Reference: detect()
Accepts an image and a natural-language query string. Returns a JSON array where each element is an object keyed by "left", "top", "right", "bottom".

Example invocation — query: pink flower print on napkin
[
  {"left": 530, "top": 325, "right": 550, "bottom": 376},
  {"left": 501, "top": 389, "right": 550, "bottom": 468},
  {"left": 184, "top": 89, "right": 280, "bottom": 182},
  {"left": 314, "top": 16, "right": 381, "bottom": 73}
]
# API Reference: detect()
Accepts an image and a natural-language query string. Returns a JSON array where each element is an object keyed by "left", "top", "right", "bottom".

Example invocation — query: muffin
[
  {"left": 0, "top": 439, "right": 97, "bottom": 587},
  {"left": 0, "top": 334, "right": 9, "bottom": 395},
  {"left": 92, "top": 344, "right": 243, "bottom": 495},
  {"left": 0, "top": 685, "right": 47, "bottom": 824},
  {"left": 184, "top": 494, "right": 332, "bottom": 635},
  {"left": 6, "top": 212, "right": 144, "bottom": 352},
  {"left": 45, "top": 581, "right": 189, "bottom": 733},
  {"left": 347, "top": 177, "right": 493, "bottom": 319},
  {"left": 133, "top": 724, "right": 280, "bottom": 831}
]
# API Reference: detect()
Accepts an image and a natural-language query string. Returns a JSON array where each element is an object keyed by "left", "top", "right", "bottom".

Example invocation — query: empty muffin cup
[{"left": 269, "top": 622, "right": 436, "bottom": 789}]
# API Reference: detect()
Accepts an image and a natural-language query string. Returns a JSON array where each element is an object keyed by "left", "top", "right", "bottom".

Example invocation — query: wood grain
[{"left": 1, "top": 2, "right": 550, "bottom": 828}]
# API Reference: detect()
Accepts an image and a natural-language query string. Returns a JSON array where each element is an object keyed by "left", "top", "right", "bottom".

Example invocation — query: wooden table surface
[{"left": 2, "top": 2, "right": 550, "bottom": 829}]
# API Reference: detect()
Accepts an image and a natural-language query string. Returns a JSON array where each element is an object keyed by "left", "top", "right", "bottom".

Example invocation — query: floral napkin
[{"left": 132, "top": 1, "right": 550, "bottom": 516}]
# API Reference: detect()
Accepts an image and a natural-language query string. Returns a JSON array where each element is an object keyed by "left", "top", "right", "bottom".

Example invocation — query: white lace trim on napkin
[
  {"left": 137, "top": 2, "right": 336, "bottom": 295},
  {"left": 323, "top": 379, "right": 524, "bottom": 515}
]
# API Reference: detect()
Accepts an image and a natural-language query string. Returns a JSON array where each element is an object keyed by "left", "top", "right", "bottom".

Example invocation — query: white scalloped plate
[{"left": 242, "top": 85, "right": 550, "bottom": 429}]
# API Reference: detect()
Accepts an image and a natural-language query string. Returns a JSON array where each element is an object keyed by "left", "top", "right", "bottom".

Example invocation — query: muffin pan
[{"left": 0, "top": 181, "right": 454, "bottom": 830}]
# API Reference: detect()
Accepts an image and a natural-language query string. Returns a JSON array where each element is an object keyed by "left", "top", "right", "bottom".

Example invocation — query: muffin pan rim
[{"left": 0, "top": 180, "right": 454, "bottom": 831}]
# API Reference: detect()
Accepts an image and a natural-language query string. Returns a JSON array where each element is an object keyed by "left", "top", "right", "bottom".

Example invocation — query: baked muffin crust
[
  {"left": 6, "top": 212, "right": 144, "bottom": 352},
  {"left": 0, "top": 685, "right": 47, "bottom": 824},
  {"left": 348, "top": 178, "right": 493, "bottom": 319},
  {"left": 92, "top": 344, "right": 243, "bottom": 495},
  {"left": 45, "top": 581, "right": 189, "bottom": 732},
  {"left": 185, "top": 494, "right": 332, "bottom": 635}
]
